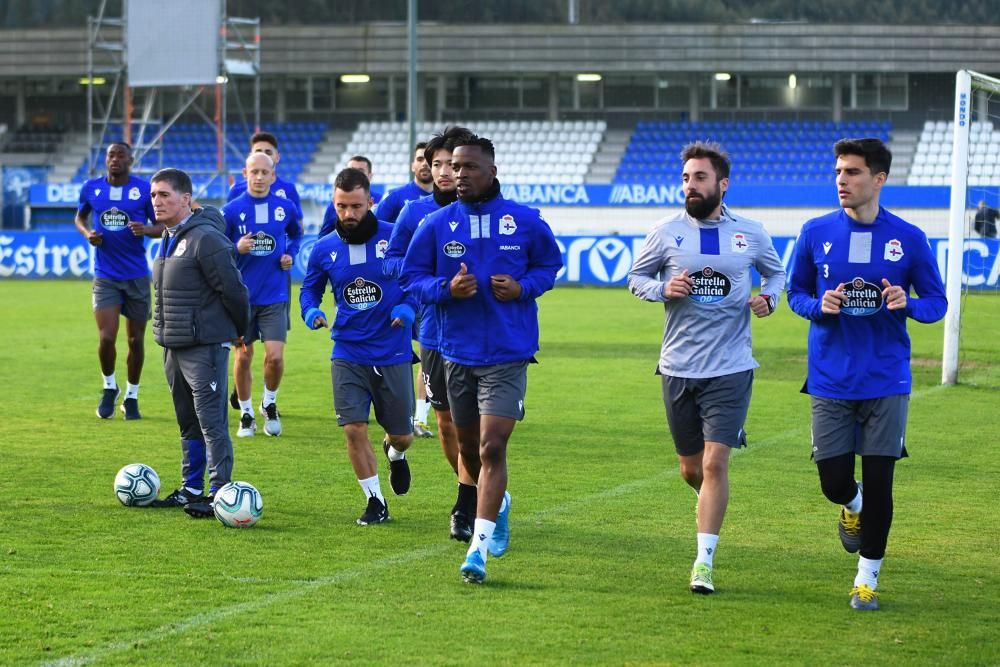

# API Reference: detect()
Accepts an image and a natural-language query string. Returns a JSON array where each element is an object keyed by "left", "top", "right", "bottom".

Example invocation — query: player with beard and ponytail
[
  {"left": 383, "top": 126, "right": 479, "bottom": 543},
  {"left": 300, "top": 167, "right": 418, "bottom": 526},
  {"left": 627, "top": 141, "right": 786, "bottom": 595}
]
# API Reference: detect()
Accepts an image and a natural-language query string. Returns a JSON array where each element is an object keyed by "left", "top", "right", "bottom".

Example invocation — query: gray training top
[{"left": 627, "top": 204, "right": 787, "bottom": 379}]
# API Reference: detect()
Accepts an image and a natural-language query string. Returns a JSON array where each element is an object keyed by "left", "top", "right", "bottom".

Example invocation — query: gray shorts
[
  {"left": 92, "top": 276, "right": 151, "bottom": 321},
  {"left": 331, "top": 359, "right": 414, "bottom": 435},
  {"left": 245, "top": 301, "right": 290, "bottom": 344},
  {"left": 661, "top": 370, "right": 753, "bottom": 456},
  {"left": 810, "top": 394, "right": 909, "bottom": 462},
  {"left": 444, "top": 360, "right": 528, "bottom": 427},
  {"left": 419, "top": 346, "right": 449, "bottom": 411}
]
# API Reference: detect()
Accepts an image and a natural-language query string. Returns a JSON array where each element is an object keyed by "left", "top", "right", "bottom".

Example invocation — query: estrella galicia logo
[
  {"left": 100, "top": 207, "right": 129, "bottom": 230},
  {"left": 688, "top": 266, "right": 732, "bottom": 304},
  {"left": 343, "top": 277, "right": 382, "bottom": 311},
  {"left": 250, "top": 232, "right": 277, "bottom": 256},
  {"left": 295, "top": 237, "right": 317, "bottom": 274},
  {"left": 841, "top": 276, "right": 883, "bottom": 316},
  {"left": 444, "top": 240, "right": 466, "bottom": 258},
  {"left": 587, "top": 238, "right": 632, "bottom": 283}
]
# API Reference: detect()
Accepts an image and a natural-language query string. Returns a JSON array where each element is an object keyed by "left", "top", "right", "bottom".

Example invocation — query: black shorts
[
  {"left": 444, "top": 360, "right": 528, "bottom": 427},
  {"left": 331, "top": 359, "right": 414, "bottom": 435},
  {"left": 419, "top": 346, "right": 449, "bottom": 411},
  {"left": 92, "top": 276, "right": 151, "bottom": 321},
  {"left": 809, "top": 394, "right": 909, "bottom": 462}
]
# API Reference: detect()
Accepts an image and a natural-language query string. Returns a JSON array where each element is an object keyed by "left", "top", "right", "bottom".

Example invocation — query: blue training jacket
[
  {"left": 300, "top": 219, "right": 417, "bottom": 366},
  {"left": 400, "top": 188, "right": 563, "bottom": 366},
  {"left": 787, "top": 207, "right": 947, "bottom": 400},
  {"left": 384, "top": 193, "right": 444, "bottom": 349}
]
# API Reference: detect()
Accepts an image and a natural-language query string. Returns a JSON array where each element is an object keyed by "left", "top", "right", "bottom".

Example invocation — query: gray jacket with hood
[{"left": 153, "top": 206, "right": 249, "bottom": 348}]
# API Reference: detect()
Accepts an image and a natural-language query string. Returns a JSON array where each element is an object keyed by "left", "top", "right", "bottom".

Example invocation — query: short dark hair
[
  {"left": 348, "top": 155, "right": 373, "bottom": 172},
  {"left": 834, "top": 137, "right": 892, "bottom": 176},
  {"left": 680, "top": 141, "right": 730, "bottom": 180},
  {"left": 451, "top": 133, "right": 496, "bottom": 161},
  {"left": 151, "top": 168, "right": 192, "bottom": 195},
  {"left": 415, "top": 141, "right": 428, "bottom": 153},
  {"left": 251, "top": 131, "right": 278, "bottom": 150},
  {"left": 108, "top": 141, "right": 132, "bottom": 154},
  {"left": 424, "top": 125, "right": 475, "bottom": 162},
  {"left": 334, "top": 167, "right": 370, "bottom": 194}
]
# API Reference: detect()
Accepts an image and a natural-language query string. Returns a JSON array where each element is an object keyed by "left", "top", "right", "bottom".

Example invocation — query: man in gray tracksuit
[{"left": 149, "top": 168, "right": 250, "bottom": 517}]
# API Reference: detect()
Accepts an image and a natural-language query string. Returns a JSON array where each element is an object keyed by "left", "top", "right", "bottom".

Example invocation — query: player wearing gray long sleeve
[{"left": 628, "top": 141, "right": 786, "bottom": 595}]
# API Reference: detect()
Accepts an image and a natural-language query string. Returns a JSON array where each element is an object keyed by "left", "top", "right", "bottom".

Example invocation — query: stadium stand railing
[
  {"left": 615, "top": 120, "right": 891, "bottom": 184},
  {"left": 909, "top": 120, "right": 997, "bottom": 186},
  {"left": 71, "top": 121, "right": 329, "bottom": 186},
  {"left": 340, "top": 120, "right": 607, "bottom": 185}
]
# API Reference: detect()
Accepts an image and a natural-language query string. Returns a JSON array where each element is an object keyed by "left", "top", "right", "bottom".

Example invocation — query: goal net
[{"left": 941, "top": 70, "right": 1000, "bottom": 387}]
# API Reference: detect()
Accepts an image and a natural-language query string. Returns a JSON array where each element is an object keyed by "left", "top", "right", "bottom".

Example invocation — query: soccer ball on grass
[
  {"left": 213, "top": 481, "right": 263, "bottom": 528},
  {"left": 114, "top": 463, "right": 160, "bottom": 507}
]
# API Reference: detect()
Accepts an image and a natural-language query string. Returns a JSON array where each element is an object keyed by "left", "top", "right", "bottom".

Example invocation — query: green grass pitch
[{"left": 0, "top": 281, "right": 997, "bottom": 665}]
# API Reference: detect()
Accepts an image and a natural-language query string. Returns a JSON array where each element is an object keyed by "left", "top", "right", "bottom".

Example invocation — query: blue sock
[{"left": 184, "top": 439, "right": 206, "bottom": 491}]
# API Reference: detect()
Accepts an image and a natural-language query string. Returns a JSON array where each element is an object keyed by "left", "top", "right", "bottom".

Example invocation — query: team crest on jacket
[
  {"left": 688, "top": 266, "right": 732, "bottom": 304},
  {"left": 444, "top": 240, "right": 466, "bottom": 258},
  {"left": 100, "top": 207, "right": 128, "bottom": 230},
  {"left": 884, "top": 239, "right": 903, "bottom": 262},
  {"left": 499, "top": 214, "right": 517, "bottom": 235},
  {"left": 731, "top": 233, "right": 748, "bottom": 253},
  {"left": 250, "top": 232, "right": 277, "bottom": 256},
  {"left": 274, "top": 206, "right": 286, "bottom": 222},
  {"left": 174, "top": 239, "right": 188, "bottom": 256},
  {"left": 375, "top": 239, "right": 388, "bottom": 258},
  {"left": 276, "top": 188, "right": 288, "bottom": 199},
  {"left": 343, "top": 277, "right": 382, "bottom": 311},
  {"left": 842, "top": 277, "right": 884, "bottom": 316},
  {"left": 128, "top": 187, "right": 141, "bottom": 201}
]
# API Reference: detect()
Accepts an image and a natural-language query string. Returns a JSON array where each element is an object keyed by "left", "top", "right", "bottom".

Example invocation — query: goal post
[{"left": 942, "top": 69, "right": 1000, "bottom": 385}]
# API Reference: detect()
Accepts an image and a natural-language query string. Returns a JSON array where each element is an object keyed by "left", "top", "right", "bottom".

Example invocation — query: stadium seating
[
  {"left": 342, "top": 120, "right": 607, "bottom": 185},
  {"left": 908, "top": 120, "right": 996, "bottom": 186},
  {"left": 71, "top": 121, "right": 328, "bottom": 186},
  {"left": 2, "top": 123, "right": 67, "bottom": 153},
  {"left": 615, "top": 120, "right": 891, "bottom": 185}
]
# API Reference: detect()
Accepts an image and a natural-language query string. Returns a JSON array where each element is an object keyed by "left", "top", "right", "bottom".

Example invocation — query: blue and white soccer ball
[
  {"left": 114, "top": 463, "right": 160, "bottom": 507},
  {"left": 213, "top": 481, "right": 263, "bottom": 528}
]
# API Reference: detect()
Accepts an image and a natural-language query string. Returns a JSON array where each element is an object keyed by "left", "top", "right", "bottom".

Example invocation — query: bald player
[{"left": 222, "top": 153, "right": 303, "bottom": 437}]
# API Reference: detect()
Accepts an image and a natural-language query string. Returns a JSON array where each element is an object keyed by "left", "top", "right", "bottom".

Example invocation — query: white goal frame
[{"left": 942, "top": 69, "right": 1000, "bottom": 385}]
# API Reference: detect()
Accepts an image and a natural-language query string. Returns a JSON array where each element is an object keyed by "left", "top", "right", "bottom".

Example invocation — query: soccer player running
[
  {"left": 787, "top": 138, "right": 946, "bottom": 611},
  {"left": 627, "top": 141, "right": 786, "bottom": 595},
  {"left": 222, "top": 153, "right": 303, "bottom": 437},
  {"left": 300, "top": 168, "right": 417, "bottom": 526},
  {"left": 148, "top": 168, "right": 249, "bottom": 517},
  {"left": 319, "top": 156, "right": 381, "bottom": 238},
  {"left": 374, "top": 141, "right": 433, "bottom": 224},
  {"left": 226, "top": 131, "right": 303, "bottom": 218},
  {"left": 384, "top": 126, "right": 479, "bottom": 542},
  {"left": 74, "top": 142, "right": 161, "bottom": 420},
  {"left": 401, "top": 133, "right": 563, "bottom": 584}
]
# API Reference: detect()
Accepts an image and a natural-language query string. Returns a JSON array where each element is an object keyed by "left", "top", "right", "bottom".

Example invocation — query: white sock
[
  {"left": 262, "top": 386, "right": 278, "bottom": 407},
  {"left": 415, "top": 399, "right": 431, "bottom": 423},
  {"left": 386, "top": 444, "right": 405, "bottom": 461},
  {"left": 695, "top": 532, "right": 719, "bottom": 567},
  {"left": 468, "top": 518, "right": 496, "bottom": 561},
  {"left": 103, "top": 373, "right": 116, "bottom": 390},
  {"left": 854, "top": 556, "right": 882, "bottom": 590},
  {"left": 359, "top": 475, "right": 384, "bottom": 504},
  {"left": 239, "top": 399, "right": 253, "bottom": 415},
  {"left": 125, "top": 383, "right": 139, "bottom": 400},
  {"left": 844, "top": 482, "right": 863, "bottom": 514}
]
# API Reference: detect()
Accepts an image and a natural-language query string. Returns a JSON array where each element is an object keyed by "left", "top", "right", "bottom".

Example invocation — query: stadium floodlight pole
[
  {"left": 407, "top": 0, "right": 417, "bottom": 152},
  {"left": 943, "top": 70, "right": 1000, "bottom": 384}
]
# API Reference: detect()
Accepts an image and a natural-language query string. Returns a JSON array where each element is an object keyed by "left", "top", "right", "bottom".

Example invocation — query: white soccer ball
[
  {"left": 114, "top": 463, "right": 161, "bottom": 507},
  {"left": 213, "top": 481, "right": 263, "bottom": 528}
]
